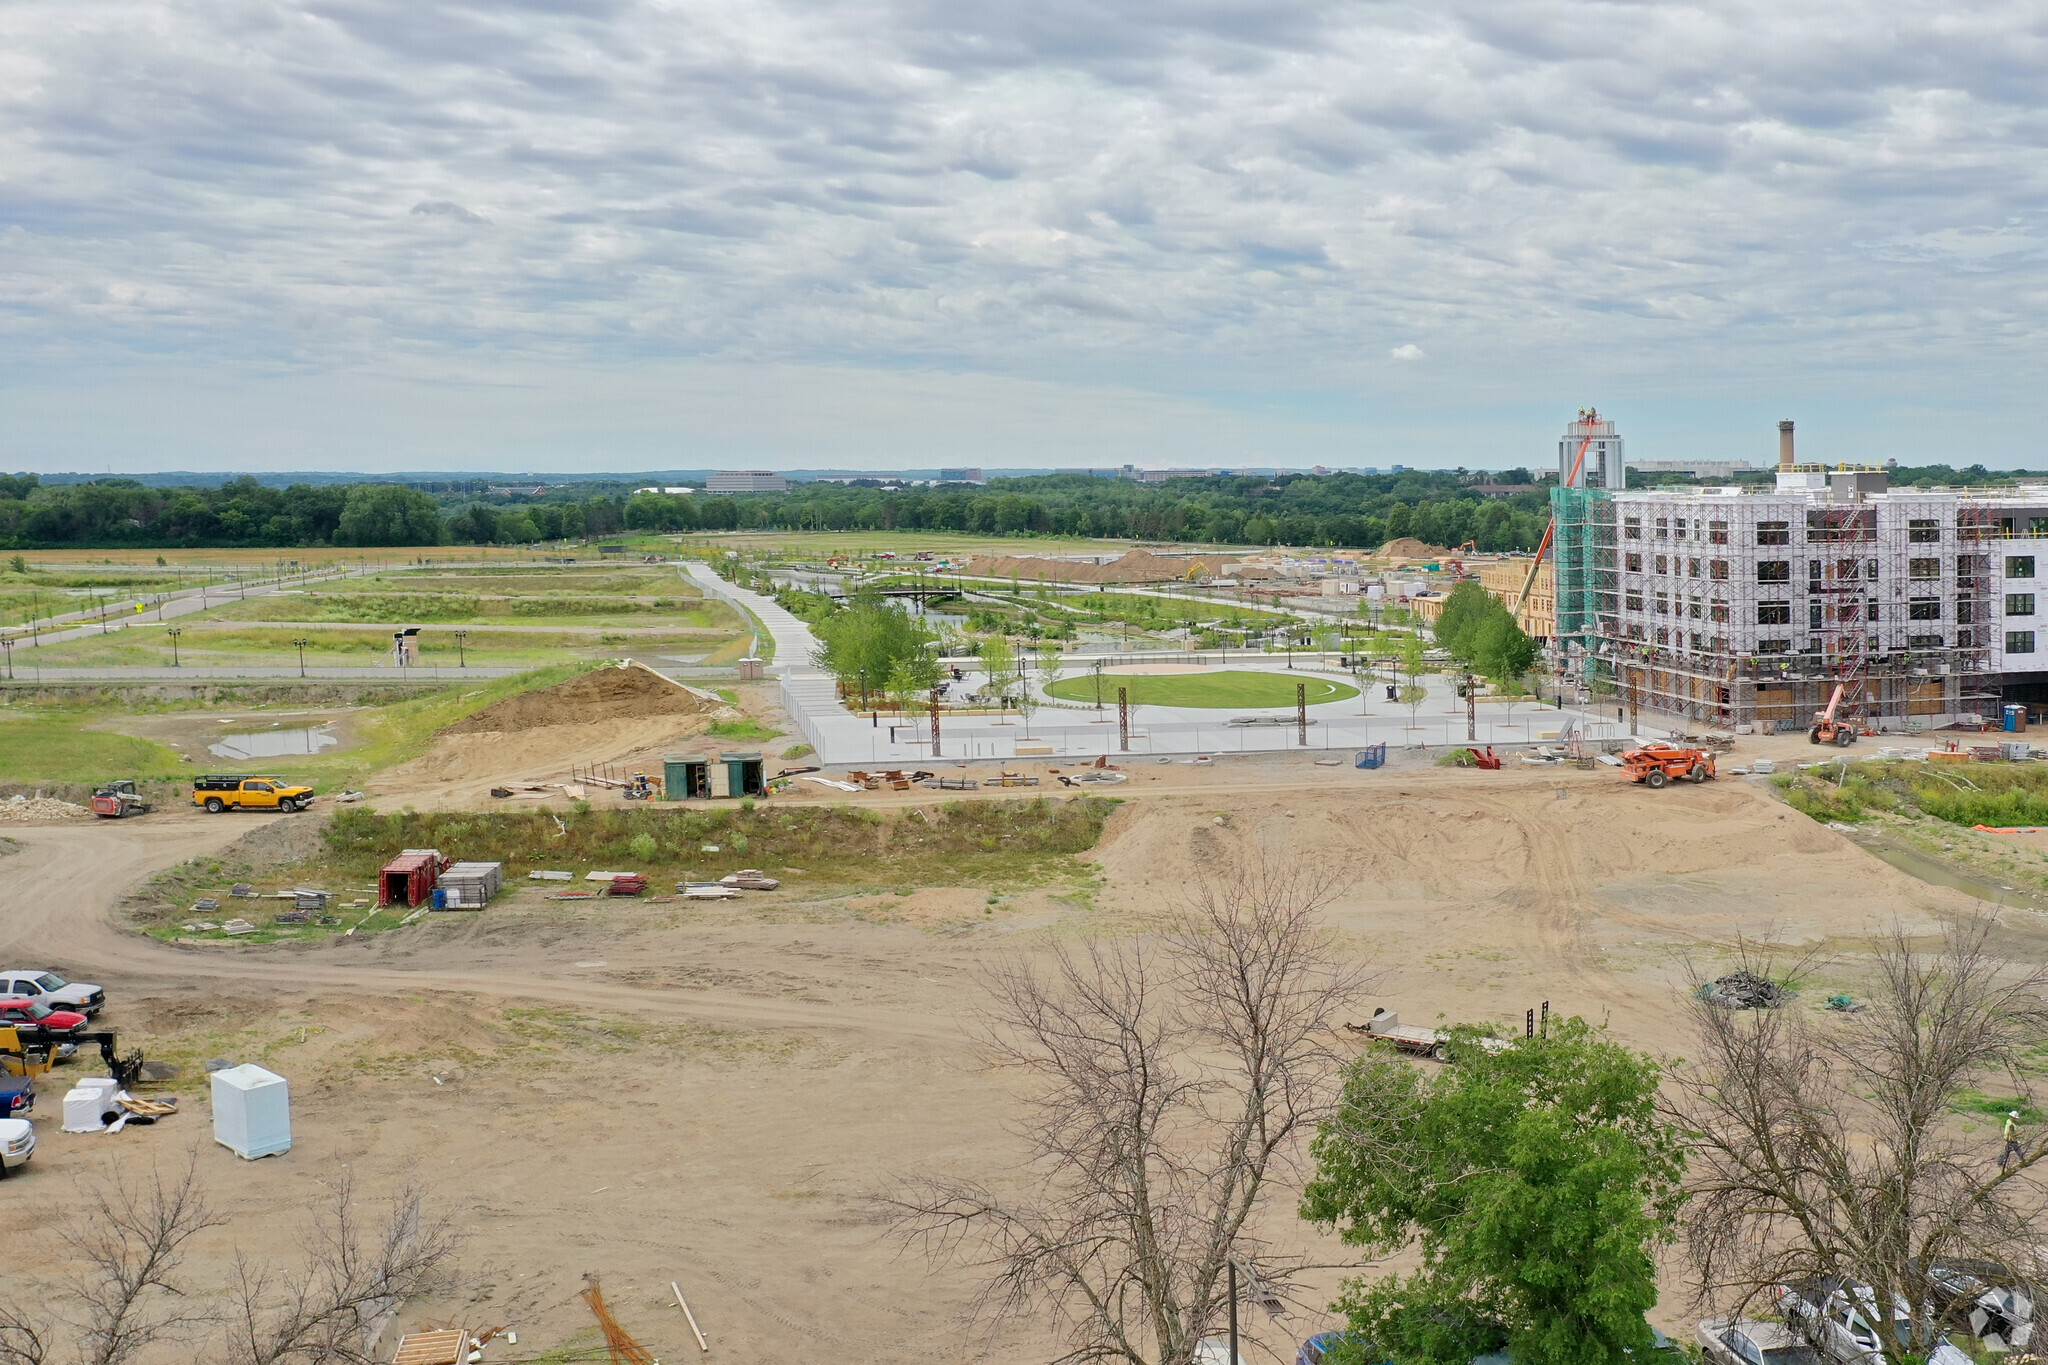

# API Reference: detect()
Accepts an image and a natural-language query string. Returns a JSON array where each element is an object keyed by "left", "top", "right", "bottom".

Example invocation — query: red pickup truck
[{"left": 0, "top": 998, "right": 90, "bottom": 1045}]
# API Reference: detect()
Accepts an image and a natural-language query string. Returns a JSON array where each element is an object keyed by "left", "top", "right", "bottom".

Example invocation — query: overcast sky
[{"left": 3, "top": 0, "right": 2046, "bottom": 474}]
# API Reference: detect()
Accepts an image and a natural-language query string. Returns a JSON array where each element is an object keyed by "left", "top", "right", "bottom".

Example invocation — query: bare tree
[
  {"left": 894, "top": 862, "right": 1373, "bottom": 1365},
  {"left": 1668, "top": 914, "right": 2048, "bottom": 1362},
  {"left": 0, "top": 1156, "right": 225, "bottom": 1365},
  {"left": 222, "top": 1174, "right": 461, "bottom": 1365}
]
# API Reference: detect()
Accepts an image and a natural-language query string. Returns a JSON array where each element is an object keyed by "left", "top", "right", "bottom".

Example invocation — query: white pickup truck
[
  {"left": 0, "top": 970, "right": 105, "bottom": 1018},
  {"left": 1348, "top": 1008, "right": 1509, "bottom": 1063}
]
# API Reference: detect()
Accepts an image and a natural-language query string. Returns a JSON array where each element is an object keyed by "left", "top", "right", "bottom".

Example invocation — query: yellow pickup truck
[{"left": 192, "top": 775, "right": 317, "bottom": 814}]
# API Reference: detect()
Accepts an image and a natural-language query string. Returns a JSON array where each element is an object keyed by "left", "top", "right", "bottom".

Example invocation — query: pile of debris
[
  {"left": 0, "top": 793, "right": 91, "bottom": 823},
  {"left": 1703, "top": 970, "right": 1787, "bottom": 1010}
]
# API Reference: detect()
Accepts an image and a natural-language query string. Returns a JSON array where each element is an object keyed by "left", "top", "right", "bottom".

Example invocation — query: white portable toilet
[
  {"left": 211, "top": 1064, "right": 291, "bottom": 1159},
  {"left": 62, "top": 1077, "right": 122, "bottom": 1132}
]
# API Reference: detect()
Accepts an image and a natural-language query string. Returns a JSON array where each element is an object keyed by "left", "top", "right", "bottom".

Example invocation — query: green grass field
[
  {"left": 1043, "top": 670, "right": 1358, "bottom": 708},
  {"left": 29, "top": 623, "right": 735, "bottom": 669},
  {"left": 0, "top": 713, "right": 187, "bottom": 782}
]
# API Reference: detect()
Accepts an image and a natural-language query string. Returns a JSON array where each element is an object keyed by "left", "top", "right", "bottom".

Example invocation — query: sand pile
[
  {"left": 962, "top": 549, "right": 1243, "bottom": 585},
  {"left": 443, "top": 662, "right": 717, "bottom": 736},
  {"left": 1379, "top": 537, "right": 1457, "bottom": 559},
  {"left": 0, "top": 795, "right": 91, "bottom": 823}
]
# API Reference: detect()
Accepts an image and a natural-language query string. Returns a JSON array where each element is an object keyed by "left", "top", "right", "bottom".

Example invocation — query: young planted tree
[
  {"left": 893, "top": 864, "right": 1373, "bottom": 1365},
  {"left": 981, "top": 636, "right": 1019, "bottom": 723},
  {"left": 1668, "top": 916, "right": 2048, "bottom": 1362},
  {"left": 1302, "top": 1019, "right": 1685, "bottom": 1365}
]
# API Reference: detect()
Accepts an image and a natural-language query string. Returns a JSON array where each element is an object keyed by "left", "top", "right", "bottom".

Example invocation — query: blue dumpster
[{"left": 1355, "top": 743, "right": 1387, "bottom": 770}]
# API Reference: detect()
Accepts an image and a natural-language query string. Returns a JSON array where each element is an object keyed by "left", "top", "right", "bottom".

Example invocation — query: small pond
[{"left": 208, "top": 726, "right": 340, "bottom": 760}]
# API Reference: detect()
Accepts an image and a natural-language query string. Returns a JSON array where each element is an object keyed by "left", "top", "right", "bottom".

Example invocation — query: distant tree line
[{"left": 0, "top": 468, "right": 1556, "bottom": 551}]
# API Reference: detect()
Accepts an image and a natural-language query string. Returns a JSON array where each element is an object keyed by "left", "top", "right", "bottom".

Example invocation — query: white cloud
[
  {"left": 1389, "top": 344, "right": 1426, "bottom": 362},
  {"left": 1, "top": 0, "right": 2046, "bottom": 469}
]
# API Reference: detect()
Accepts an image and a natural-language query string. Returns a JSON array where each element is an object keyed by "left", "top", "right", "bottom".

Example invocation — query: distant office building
[
  {"left": 938, "top": 468, "right": 986, "bottom": 484},
  {"left": 633, "top": 486, "right": 694, "bottom": 495},
  {"left": 706, "top": 471, "right": 789, "bottom": 493},
  {"left": 1055, "top": 468, "right": 1118, "bottom": 477},
  {"left": 1630, "top": 459, "right": 1756, "bottom": 480},
  {"left": 1559, "top": 408, "right": 1625, "bottom": 489}
]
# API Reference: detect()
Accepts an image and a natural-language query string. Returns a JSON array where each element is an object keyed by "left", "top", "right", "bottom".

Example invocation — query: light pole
[
  {"left": 1, "top": 635, "right": 12, "bottom": 680},
  {"left": 166, "top": 627, "right": 181, "bottom": 668},
  {"left": 453, "top": 630, "right": 468, "bottom": 668},
  {"left": 293, "top": 636, "right": 309, "bottom": 677}
]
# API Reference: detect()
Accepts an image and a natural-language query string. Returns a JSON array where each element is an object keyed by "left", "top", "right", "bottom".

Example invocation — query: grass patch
[
  {"left": 706, "top": 718, "right": 782, "bottom": 741},
  {"left": 1044, "top": 669, "right": 1357, "bottom": 708},
  {"left": 1951, "top": 1091, "right": 2044, "bottom": 1124},
  {"left": 0, "top": 711, "right": 186, "bottom": 782},
  {"left": 321, "top": 796, "right": 1116, "bottom": 891},
  {"left": 1778, "top": 758, "right": 2048, "bottom": 828}
]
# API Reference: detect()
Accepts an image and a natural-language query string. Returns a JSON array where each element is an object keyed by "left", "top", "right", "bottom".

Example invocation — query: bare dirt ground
[{"left": 3, "top": 740, "right": 2038, "bottom": 1362}]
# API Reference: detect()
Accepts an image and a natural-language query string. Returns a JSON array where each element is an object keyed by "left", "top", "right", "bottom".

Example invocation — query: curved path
[{"left": 0, "top": 814, "right": 964, "bottom": 1047}]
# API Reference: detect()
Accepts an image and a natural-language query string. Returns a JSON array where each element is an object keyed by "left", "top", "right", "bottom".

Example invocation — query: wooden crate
[{"left": 392, "top": 1330, "right": 471, "bottom": 1365}]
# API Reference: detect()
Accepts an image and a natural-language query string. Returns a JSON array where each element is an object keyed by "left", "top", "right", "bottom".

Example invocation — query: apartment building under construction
[{"left": 1551, "top": 417, "right": 2045, "bottom": 732}]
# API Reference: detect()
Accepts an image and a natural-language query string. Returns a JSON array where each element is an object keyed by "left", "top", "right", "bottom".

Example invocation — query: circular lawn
[{"left": 1043, "top": 670, "right": 1359, "bottom": 709}]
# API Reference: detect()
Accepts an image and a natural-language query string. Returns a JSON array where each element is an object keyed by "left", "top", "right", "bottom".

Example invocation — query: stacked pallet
[{"left": 434, "top": 861, "right": 504, "bottom": 910}]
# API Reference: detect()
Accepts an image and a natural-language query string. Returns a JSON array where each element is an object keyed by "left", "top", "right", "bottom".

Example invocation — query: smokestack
[{"left": 1778, "top": 420, "right": 1795, "bottom": 472}]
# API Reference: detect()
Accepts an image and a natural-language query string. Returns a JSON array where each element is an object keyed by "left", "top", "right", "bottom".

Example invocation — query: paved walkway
[{"left": 682, "top": 563, "right": 820, "bottom": 670}]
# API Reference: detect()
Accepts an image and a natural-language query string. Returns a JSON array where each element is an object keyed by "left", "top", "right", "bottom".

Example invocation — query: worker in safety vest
[{"left": 2001, "top": 1111, "right": 2025, "bottom": 1170}]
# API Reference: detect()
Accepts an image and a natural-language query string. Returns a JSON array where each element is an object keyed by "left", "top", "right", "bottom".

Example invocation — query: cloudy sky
[{"left": 3, "top": 0, "right": 2045, "bottom": 473}]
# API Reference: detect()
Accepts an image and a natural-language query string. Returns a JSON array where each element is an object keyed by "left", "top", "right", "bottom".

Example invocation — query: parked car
[
  {"left": 0, "top": 999, "right": 89, "bottom": 1053},
  {"left": 1776, "top": 1279, "right": 1976, "bottom": 1365},
  {"left": 0, "top": 1117, "right": 34, "bottom": 1177},
  {"left": 720, "top": 869, "right": 781, "bottom": 890},
  {"left": 0, "top": 1073, "right": 33, "bottom": 1118},
  {"left": 1699, "top": 1318, "right": 1823, "bottom": 1365},
  {"left": 1927, "top": 1260, "right": 2035, "bottom": 1352},
  {"left": 0, "top": 970, "right": 105, "bottom": 1017}
]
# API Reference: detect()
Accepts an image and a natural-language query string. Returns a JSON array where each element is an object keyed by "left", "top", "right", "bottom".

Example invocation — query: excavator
[
  {"left": 1809, "top": 682, "right": 1864, "bottom": 747},
  {"left": 1, "top": 1024, "right": 147, "bottom": 1089}
]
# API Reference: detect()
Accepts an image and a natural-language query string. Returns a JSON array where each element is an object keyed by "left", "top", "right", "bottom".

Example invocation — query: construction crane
[{"left": 1510, "top": 411, "right": 1600, "bottom": 628}]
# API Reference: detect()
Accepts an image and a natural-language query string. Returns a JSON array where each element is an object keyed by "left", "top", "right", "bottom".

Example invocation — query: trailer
[{"left": 1349, "top": 1008, "right": 1456, "bottom": 1062}]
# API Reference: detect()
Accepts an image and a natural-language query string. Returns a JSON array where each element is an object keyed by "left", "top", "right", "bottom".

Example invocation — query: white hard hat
[{"left": 2013, "top": 1111, "right": 2023, "bottom": 1118}]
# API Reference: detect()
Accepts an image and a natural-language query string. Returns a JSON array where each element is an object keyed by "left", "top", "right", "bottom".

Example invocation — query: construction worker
[{"left": 2001, "top": 1111, "right": 2025, "bottom": 1170}]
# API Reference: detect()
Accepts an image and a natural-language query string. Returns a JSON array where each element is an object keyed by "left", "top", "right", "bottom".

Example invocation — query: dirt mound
[
  {"left": 443, "top": 662, "right": 716, "bottom": 736},
  {"left": 1379, "top": 537, "right": 1457, "bottom": 560},
  {"left": 962, "top": 549, "right": 1243, "bottom": 585}
]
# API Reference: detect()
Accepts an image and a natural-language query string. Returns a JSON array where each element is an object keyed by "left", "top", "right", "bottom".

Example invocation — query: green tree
[
  {"left": 1473, "top": 611, "right": 1539, "bottom": 684},
  {"left": 811, "top": 587, "right": 940, "bottom": 703},
  {"left": 335, "top": 485, "right": 445, "bottom": 547},
  {"left": 980, "top": 635, "right": 1018, "bottom": 721},
  {"left": 1302, "top": 1017, "right": 1685, "bottom": 1365}
]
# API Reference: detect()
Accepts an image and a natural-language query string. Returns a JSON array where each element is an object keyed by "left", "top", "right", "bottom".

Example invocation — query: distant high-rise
[
  {"left": 937, "top": 468, "right": 986, "bottom": 484},
  {"left": 706, "top": 471, "right": 789, "bottom": 493},
  {"left": 1559, "top": 408, "right": 1624, "bottom": 489}
]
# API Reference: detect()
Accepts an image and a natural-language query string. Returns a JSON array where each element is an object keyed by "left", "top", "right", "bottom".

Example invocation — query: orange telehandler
[{"left": 1808, "top": 682, "right": 1864, "bottom": 747}]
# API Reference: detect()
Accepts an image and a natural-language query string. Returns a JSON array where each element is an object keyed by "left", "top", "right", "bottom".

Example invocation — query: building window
[
  {"left": 1758, "top": 561, "right": 1791, "bottom": 583},
  {"left": 1909, "top": 598, "right": 1942, "bottom": 620},
  {"left": 1958, "top": 629, "right": 1975, "bottom": 647},
  {"left": 1627, "top": 624, "right": 1645, "bottom": 641},
  {"left": 1810, "top": 602, "right": 1823, "bottom": 628},
  {"left": 1910, "top": 557, "right": 1940, "bottom": 580},
  {"left": 1654, "top": 554, "right": 1667, "bottom": 575},
  {"left": 2009, "top": 556, "right": 2035, "bottom": 578},
  {"left": 1688, "top": 557, "right": 1701, "bottom": 578},
  {"left": 1809, "top": 559, "right": 1823, "bottom": 586},
  {"left": 1757, "top": 638, "right": 1790, "bottom": 654},
  {"left": 2008, "top": 593, "right": 2036, "bottom": 616},
  {"left": 1655, "top": 518, "right": 1669, "bottom": 539},
  {"left": 1709, "top": 521, "right": 1729, "bottom": 545},
  {"left": 1758, "top": 601, "right": 1792, "bottom": 625},
  {"left": 1655, "top": 627, "right": 1669, "bottom": 645},
  {"left": 1654, "top": 592, "right": 1669, "bottom": 615},
  {"left": 2007, "top": 631, "right": 2037, "bottom": 654},
  {"left": 1710, "top": 559, "right": 1729, "bottom": 580},
  {"left": 1907, "top": 633, "right": 1944, "bottom": 649},
  {"left": 1908, "top": 518, "right": 1940, "bottom": 543},
  {"left": 1689, "top": 599, "right": 1702, "bottom": 619},
  {"left": 1959, "top": 598, "right": 1977, "bottom": 624},
  {"left": 1711, "top": 602, "right": 1729, "bottom": 623},
  {"left": 1625, "top": 552, "right": 1642, "bottom": 572},
  {"left": 2033, "top": 518, "right": 2048, "bottom": 535},
  {"left": 1625, "top": 591, "right": 1644, "bottom": 612},
  {"left": 1673, "top": 518, "right": 1688, "bottom": 541},
  {"left": 1624, "top": 517, "right": 1641, "bottom": 539},
  {"left": 1757, "top": 521, "right": 1790, "bottom": 545}
]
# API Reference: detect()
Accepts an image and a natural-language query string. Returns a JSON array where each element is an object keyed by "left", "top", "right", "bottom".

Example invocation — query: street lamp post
[
  {"left": 293, "top": 637, "right": 309, "bottom": 678},
  {"left": 453, "top": 630, "right": 468, "bottom": 668},
  {"left": 167, "top": 627, "right": 182, "bottom": 668},
  {"left": 1, "top": 635, "right": 12, "bottom": 680}
]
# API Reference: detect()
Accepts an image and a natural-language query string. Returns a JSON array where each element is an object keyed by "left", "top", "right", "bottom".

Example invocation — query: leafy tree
[
  {"left": 811, "top": 587, "right": 940, "bottom": 704},
  {"left": 1433, "top": 580, "right": 1539, "bottom": 685},
  {"left": 980, "top": 635, "right": 1019, "bottom": 721},
  {"left": 1302, "top": 1018, "right": 1685, "bottom": 1365},
  {"left": 335, "top": 485, "right": 444, "bottom": 547}
]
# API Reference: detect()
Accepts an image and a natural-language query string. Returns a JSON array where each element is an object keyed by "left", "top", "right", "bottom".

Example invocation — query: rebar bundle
[{"left": 581, "top": 1276, "right": 659, "bottom": 1365}]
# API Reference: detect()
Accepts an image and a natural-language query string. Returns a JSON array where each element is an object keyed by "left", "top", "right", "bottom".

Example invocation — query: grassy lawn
[
  {"left": 1044, "top": 670, "right": 1358, "bottom": 708},
  {"left": 28, "top": 623, "right": 733, "bottom": 670},
  {"left": 675, "top": 530, "right": 1132, "bottom": 557},
  {"left": 0, "top": 712, "right": 187, "bottom": 782}
]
